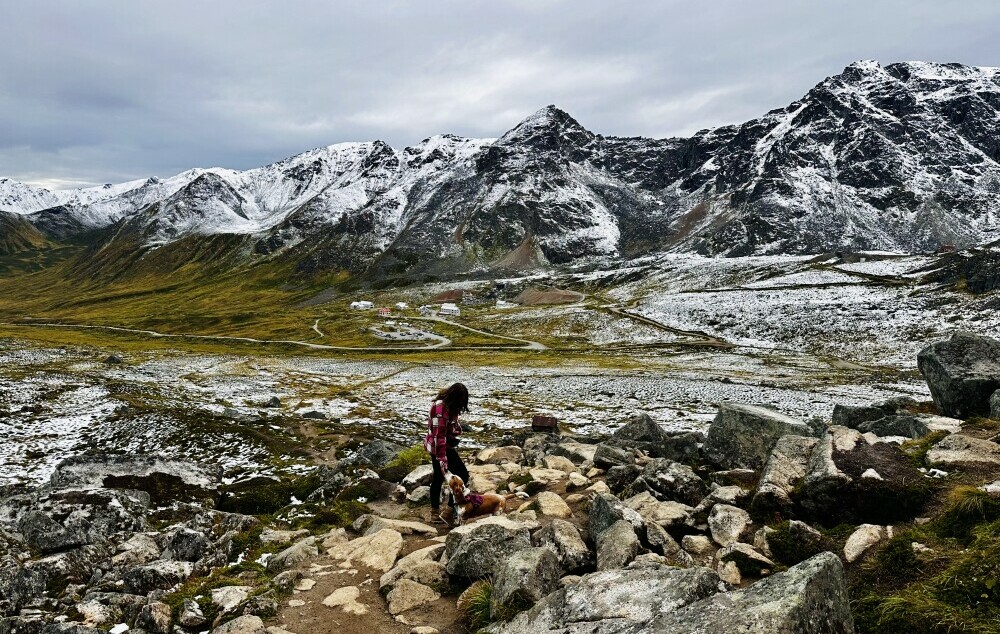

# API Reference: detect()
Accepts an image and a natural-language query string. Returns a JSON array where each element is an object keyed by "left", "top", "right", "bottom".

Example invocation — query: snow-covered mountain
[{"left": 4, "top": 60, "right": 1000, "bottom": 281}]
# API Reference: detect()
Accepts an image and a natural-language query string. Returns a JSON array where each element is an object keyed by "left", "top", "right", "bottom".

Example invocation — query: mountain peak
[{"left": 497, "top": 105, "right": 595, "bottom": 152}]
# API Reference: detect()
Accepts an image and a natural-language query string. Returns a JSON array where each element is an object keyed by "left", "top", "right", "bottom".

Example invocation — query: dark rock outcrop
[
  {"left": 704, "top": 403, "right": 814, "bottom": 471},
  {"left": 917, "top": 332, "right": 1000, "bottom": 419}
]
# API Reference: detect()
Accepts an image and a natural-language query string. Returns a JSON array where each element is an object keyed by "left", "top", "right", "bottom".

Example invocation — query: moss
[
  {"left": 292, "top": 500, "right": 370, "bottom": 531},
  {"left": 901, "top": 430, "right": 949, "bottom": 468},
  {"left": 217, "top": 473, "right": 323, "bottom": 516},
  {"left": 377, "top": 444, "right": 429, "bottom": 483},
  {"left": 766, "top": 521, "right": 835, "bottom": 566}
]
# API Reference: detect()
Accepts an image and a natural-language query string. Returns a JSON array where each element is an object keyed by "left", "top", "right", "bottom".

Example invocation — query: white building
[
  {"left": 350, "top": 301, "right": 374, "bottom": 310},
  {"left": 395, "top": 302, "right": 409, "bottom": 310},
  {"left": 439, "top": 302, "right": 461, "bottom": 317}
]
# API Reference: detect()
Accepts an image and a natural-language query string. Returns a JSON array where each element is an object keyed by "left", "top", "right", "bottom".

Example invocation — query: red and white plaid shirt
[{"left": 424, "top": 399, "right": 461, "bottom": 472}]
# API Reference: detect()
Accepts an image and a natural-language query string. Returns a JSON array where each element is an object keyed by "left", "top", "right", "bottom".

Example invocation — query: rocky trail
[{"left": 1, "top": 332, "right": 999, "bottom": 634}]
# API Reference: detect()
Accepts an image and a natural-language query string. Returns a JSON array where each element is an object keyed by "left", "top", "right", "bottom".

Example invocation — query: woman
[{"left": 425, "top": 382, "right": 470, "bottom": 525}]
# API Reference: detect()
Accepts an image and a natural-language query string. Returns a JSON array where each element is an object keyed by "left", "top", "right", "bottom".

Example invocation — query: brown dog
[{"left": 446, "top": 473, "right": 528, "bottom": 525}]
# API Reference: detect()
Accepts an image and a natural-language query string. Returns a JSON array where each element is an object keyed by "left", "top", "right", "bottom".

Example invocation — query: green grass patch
[
  {"left": 901, "top": 431, "right": 950, "bottom": 468},
  {"left": 377, "top": 444, "right": 429, "bottom": 483}
]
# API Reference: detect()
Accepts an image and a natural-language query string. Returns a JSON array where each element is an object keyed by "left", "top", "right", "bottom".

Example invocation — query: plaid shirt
[{"left": 424, "top": 399, "right": 461, "bottom": 472}]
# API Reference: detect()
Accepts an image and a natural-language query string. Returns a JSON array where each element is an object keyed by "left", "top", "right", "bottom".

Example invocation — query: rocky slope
[
  {"left": 2, "top": 333, "right": 999, "bottom": 634},
  {"left": 3, "top": 60, "right": 1000, "bottom": 282}
]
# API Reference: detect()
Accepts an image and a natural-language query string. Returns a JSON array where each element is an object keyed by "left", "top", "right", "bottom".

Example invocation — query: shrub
[
  {"left": 933, "top": 486, "right": 1000, "bottom": 543},
  {"left": 377, "top": 444, "right": 429, "bottom": 483},
  {"left": 458, "top": 580, "right": 494, "bottom": 631}
]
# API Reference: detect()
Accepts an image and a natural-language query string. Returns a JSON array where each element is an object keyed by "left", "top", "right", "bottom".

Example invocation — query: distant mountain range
[{"left": 2, "top": 60, "right": 999, "bottom": 283}]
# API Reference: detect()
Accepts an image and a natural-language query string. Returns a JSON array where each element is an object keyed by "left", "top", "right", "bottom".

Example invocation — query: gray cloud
[{"left": 2, "top": 0, "right": 999, "bottom": 188}]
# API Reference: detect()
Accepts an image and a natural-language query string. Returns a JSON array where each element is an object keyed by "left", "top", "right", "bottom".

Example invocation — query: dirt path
[{"left": 414, "top": 315, "right": 548, "bottom": 351}]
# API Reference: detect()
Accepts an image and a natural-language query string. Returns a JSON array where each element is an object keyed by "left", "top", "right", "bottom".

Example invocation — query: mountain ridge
[{"left": 2, "top": 60, "right": 1000, "bottom": 283}]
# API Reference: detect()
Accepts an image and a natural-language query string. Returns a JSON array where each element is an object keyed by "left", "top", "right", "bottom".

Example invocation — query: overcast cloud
[{"left": 2, "top": 0, "right": 998, "bottom": 189}]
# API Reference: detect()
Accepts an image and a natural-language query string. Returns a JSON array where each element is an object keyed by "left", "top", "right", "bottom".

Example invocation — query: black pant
[{"left": 429, "top": 446, "right": 469, "bottom": 510}]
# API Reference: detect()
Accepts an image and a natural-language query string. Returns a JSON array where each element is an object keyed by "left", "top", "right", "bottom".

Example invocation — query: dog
[{"left": 445, "top": 472, "right": 528, "bottom": 525}]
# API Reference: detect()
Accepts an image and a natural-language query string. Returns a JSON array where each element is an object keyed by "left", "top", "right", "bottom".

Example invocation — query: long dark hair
[{"left": 437, "top": 382, "right": 469, "bottom": 416}]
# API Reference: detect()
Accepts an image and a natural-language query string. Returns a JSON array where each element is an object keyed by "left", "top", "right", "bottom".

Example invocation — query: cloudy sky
[{"left": 2, "top": 0, "right": 998, "bottom": 189}]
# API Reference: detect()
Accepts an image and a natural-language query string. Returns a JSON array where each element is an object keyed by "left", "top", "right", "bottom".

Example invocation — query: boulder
[
  {"left": 926, "top": 433, "right": 1000, "bottom": 467},
  {"left": 643, "top": 520, "right": 692, "bottom": 566},
  {"left": 534, "top": 491, "right": 572, "bottom": 518},
  {"left": 484, "top": 565, "right": 720, "bottom": 634},
  {"left": 167, "top": 527, "right": 211, "bottom": 561},
  {"left": 534, "top": 519, "right": 591, "bottom": 573},
  {"left": 543, "top": 455, "right": 578, "bottom": 473},
  {"left": 179, "top": 598, "right": 207, "bottom": 627},
  {"left": 17, "top": 511, "right": 91, "bottom": 554},
  {"left": 327, "top": 529, "right": 403, "bottom": 573},
  {"left": 0, "top": 557, "right": 47, "bottom": 616},
  {"left": 703, "top": 403, "right": 814, "bottom": 471},
  {"left": 624, "top": 491, "right": 692, "bottom": 527},
  {"left": 593, "top": 444, "right": 634, "bottom": 469},
  {"left": 549, "top": 441, "right": 598, "bottom": 464},
  {"left": 477, "top": 446, "right": 524, "bottom": 465},
  {"left": 135, "top": 602, "right": 172, "bottom": 634},
  {"left": 379, "top": 544, "right": 447, "bottom": 591},
  {"left": 321, "top": 586, "right": 367, "bottom": 614},
  {"left": 349, "top": 439, "right": 405, "bottom": 470},
  {"left": 588, "top": 493, "right": 645, "bottom": 539},
  {"left": 212, "top": 586, "right": 252, "bottom": 614},
  {"left": 401, "top": 464, "right": 435, "bottom": 490},
  {"left": 647, "top": 553, "right": 853, "bottom": 633},
  {"left": 751, "top": 435, "right": 819, "bottom": 519},
  {"left": 211, "top": 615, "right": 267, "bottom": 634},
  {"left": 258, "top": 528, "right": 309, "bottom": 545},
  {"left": 831, "top": 404, "right": 889, "bottom": 429},
  {"left": 445, "top": 522, "right": 532, "bottom": 578},
  {"left": 596, "top": 520, "right": 640, "bottom": 571},
  {"left": 609, "top": 414, "right": 702, "bottom": 462},
  {"left": 625, "top": 459, "right": 708, "bottom": 506},
  {"left": 917, "top": 332, "right": 1000, "bottom": 419},
  {"left": 49, "top": 455, "right": 219, "bottom": 504},
  {"left": 681, "top": 535, "right": 715, "bottom": 560},
  {"left": 492, "top": 547, "right": 562, "bottom": 615},
  {"left": 123, "top": 560, "right": 194, "bottom": 594},
  {"left": 266, "top": 537, "right": 318, "bottom": 573},
  {"left": 386, "top": 579, "right": 440, "bottom": 615},
  {"left": 856, "top": 415, "right": 930, "bottom": 439},
  {"left": 844, "top": 524, "right": 888, "bottom": 563},
  {"left": 352, "top": 514, "right": 437, "bottom": 537},
  {"left": 797, "top": 426, "right": 930, "bottom": 525},
  {"left": 718, "top": 542, "right": 775, "bottom": 576},
  {"left": 708, "top": 504, "right": 752, "bottom": 547}
]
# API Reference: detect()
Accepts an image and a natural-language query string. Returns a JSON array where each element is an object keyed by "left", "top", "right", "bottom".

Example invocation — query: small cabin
[
  {"left": 439, "top": 303, "right": 461, "bottom": 317},
  {"left": 350, "top": 301, "right": 374, "bottom": 310},
  {"left": 377, "top": 307, "right": 392, "bottom": 317},
  {"left": 395, "top": 302, "right": 409, "bottom": 310},
  {"left": 419, "top": 305, "right": 433, "bottom": 316}
]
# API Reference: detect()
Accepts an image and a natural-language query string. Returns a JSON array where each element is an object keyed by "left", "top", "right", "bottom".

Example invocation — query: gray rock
[
  {"left": 179, "top": 598, "right": 206, "bottom": 627},
  {"left": 492, "top": 548, "right": 562, "bottom": 615},
  {"left": 593, "top": 444, "right": 634, "bottom": 469},
  {"left": 797, "top": 426, "right": 929, "bottom": 524},
  {"left": 608, "top": 414, "right": 702, "bottom": 462},
  {"left": 211, "top": 616, "right": 267, "bottom": 634},
  {"left": 348, "top": 439, "right": 406, "bottom": 470},
  {"left": 534, "top": 519, "right": 591, "bottom": 573},
  {"left": 104, "top": 354, "right": 124, "bottom": 365},
  {"left": 604, "top": 464, "right": 641, "bottom": 491},
  {"left": 41, "top": 625, "right": 103, "bottom": 634},
  {"left": 167, "top": 527, "right": 210, "bottom": 561},
  {"left": 643, "top": 520, "right": 692, "bottom": 567},
  {"left": 485, "top": 565, "right": 720, "bottom": 634},
  {"left": 643, "top": 553, "right": 853, "bottom": 633},
  {"left": 926, "top": 433, "right": 1000, "bottom": 467},
  {"left": 266, "top": 537, "right": 318, "bottom": 573},
  {"left": 751, "top": 435, "right": 819, "bottom": 518},
  {"left": 264, "top": 396, "right": 281, "bottom": 408},
  {"left": 445, "top": 522, "right": 532, "bottom": 578},
  {"left": 588, "top": 493, "right": 645, "bottom": 540},
  {"left": 831, "top": 404, "right": 887, "bottom": 429},
  {"left": 708, "top": 504, "right": 752, "bottom": 547},
  {"left": 704, "top": 403, "right": 815, "bottom": 471},
  {"left": 401, "top": 464, "right": 434, "bottom": 490},
  {"left": 627, "top": 459, "right": 708, "bottom": 506},
  {"left": 718, "top": 542, "right": 775, "bottom": 576},
  {"left": 17, "top": 511, "right": 91, "bottom": 554},
  {"left": 992, "top": 390, "right": 1000, "bottom": 419},
  {"left": 0, "top": 556, "right": 47, "bottom": 617},
  {"left": 596, "top": 520, "right": 640, "bottom": 571},
  {"left": 49, "top": 454, "right": 219, "bottom": 504},
  {"left": 135, "top": 602, "right": 172, "bottom": 634},
  {"left": 917, "top": 332, "right": 1000, "bottom": 419},
  {"left": 123, "top": 560, "right": 194, "bottom": 595},
  {"left": 301, "top": 410, "right": 327, "bottom": 420},
  {"left": 856, "top": 415, "right": 930, "bottom": 439}
]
